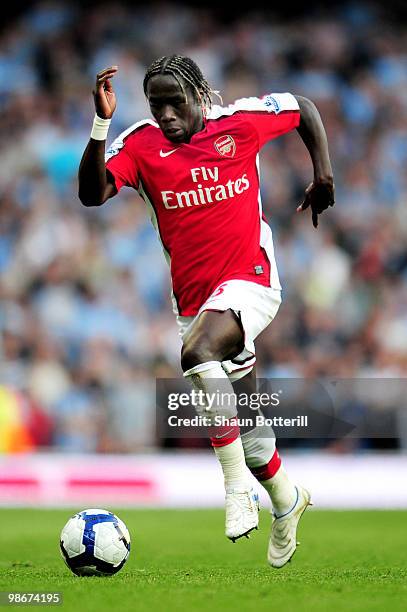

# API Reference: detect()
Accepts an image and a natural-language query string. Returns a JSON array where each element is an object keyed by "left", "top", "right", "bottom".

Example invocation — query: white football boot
[
  {"left": 268, "top": 485, "right": 312, "bottom": 568},
  {"left": 225, "top": 486, "right": 260, "bottom": 542}
]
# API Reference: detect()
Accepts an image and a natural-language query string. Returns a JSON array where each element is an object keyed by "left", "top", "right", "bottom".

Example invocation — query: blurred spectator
[{"left": 0, "top": 385, "right": 53, "bottom": 452}]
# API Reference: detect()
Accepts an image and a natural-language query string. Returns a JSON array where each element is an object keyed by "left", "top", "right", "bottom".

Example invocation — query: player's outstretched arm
[
  {"left": 78, "top": 67, "right": 119, "bottom": 207},
  {"left": 294, "top": 95, "right": 335, "bottom": 228}
]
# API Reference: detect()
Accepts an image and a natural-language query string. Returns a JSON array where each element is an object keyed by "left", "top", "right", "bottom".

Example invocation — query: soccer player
[{"left": 78, "top": 55, "right": 335, "bottom": 568}]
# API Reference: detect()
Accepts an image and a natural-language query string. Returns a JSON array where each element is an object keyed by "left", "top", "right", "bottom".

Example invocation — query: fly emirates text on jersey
[{"left": 160, "top": 166, "right": 250, "bottom": 210}]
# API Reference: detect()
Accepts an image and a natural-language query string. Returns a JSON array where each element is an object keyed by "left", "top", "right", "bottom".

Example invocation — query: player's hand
[
  {"left": 93, "top": 66, "right": 118, "bottom": 119},
  {"left": 297, "top": 177, "right": 335, "bottom": 228}
]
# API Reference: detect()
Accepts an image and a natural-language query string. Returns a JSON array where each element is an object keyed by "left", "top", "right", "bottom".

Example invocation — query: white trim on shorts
[{"left": 176, "top": 279, "right": 282, "bottom": 380}]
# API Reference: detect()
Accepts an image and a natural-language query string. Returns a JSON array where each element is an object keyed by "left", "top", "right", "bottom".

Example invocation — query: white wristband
[{"left": 90, "top": 114, "right": 111, "bottom": 141}]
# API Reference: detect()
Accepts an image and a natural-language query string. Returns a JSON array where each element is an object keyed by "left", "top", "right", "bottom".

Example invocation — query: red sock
[
  {"left": 209, "top": 417, "right": 240, "bottom": 448},
  {"left": 249, "top": 449, "right": 282, "bottom": 480}
]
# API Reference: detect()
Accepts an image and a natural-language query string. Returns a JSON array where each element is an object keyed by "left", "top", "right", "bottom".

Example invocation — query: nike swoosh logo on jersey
[{"left": 160, "top": 148, "right": 179, "bottom": 157}]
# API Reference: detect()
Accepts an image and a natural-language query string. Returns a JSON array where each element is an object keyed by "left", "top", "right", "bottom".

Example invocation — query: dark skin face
[{"left": 146, "top": 74, "right": 204, "bottom": 144}]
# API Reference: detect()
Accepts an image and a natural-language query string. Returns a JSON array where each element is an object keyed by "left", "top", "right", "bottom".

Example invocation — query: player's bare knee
[{"left": 181, "top": 338, "right": 220, "bottom": 371}]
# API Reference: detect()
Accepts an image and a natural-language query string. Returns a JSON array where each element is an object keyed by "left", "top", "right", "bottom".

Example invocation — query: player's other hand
[
  {"left": 93, "top": 66, "right": 118, "bottom": 119},
  {"left": 297, "top": 177, "right": 335, "bottom": 228}
]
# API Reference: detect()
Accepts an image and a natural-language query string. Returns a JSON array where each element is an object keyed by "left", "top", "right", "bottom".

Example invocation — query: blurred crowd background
[{"left": 0, "top": 0, "right": 406, "bottom": 453}]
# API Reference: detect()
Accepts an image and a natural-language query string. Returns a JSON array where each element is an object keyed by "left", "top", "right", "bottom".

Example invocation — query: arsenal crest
[{"left": 214, "top": 135, "right": 236, "bottom": 158}]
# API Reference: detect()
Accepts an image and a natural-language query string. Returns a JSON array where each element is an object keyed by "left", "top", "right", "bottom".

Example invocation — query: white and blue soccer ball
[{"left": 60, "top": 508, "right": 131, "bottom": 576}]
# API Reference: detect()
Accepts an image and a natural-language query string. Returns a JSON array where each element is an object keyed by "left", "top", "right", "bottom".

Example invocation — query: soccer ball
[{"left": 60, "top": 508, "right": 131, "bottom": 576}]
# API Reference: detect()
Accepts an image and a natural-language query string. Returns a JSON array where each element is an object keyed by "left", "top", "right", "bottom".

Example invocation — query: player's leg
[
  {"left": 233, "top": 367, "right": 312, "bottom": 567},
  {"left": 232, "top": 368, "right": 297, "bottom": 513},
  {"left": 181, "top": 309, "right": 259, "bottom": 541}
]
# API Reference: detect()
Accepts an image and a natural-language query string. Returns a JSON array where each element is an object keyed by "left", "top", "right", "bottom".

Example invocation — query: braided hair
[{"left": 143, "top": 55, "right": 220, "bottom": 117}]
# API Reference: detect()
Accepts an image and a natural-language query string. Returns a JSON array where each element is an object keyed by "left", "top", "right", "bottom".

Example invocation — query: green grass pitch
[{"left": 0, "top": 509, "right": 405, "bottom": 612}]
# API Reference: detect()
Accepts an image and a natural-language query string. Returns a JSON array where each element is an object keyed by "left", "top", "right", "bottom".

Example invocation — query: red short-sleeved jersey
[{"left": 105, "top": 93, "right": 300, "bottom": 316}]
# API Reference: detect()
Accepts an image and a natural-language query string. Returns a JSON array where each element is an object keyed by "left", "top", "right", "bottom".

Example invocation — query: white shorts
[{"left": 176, "top": 279, "right": 282, "bottom": 381}]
